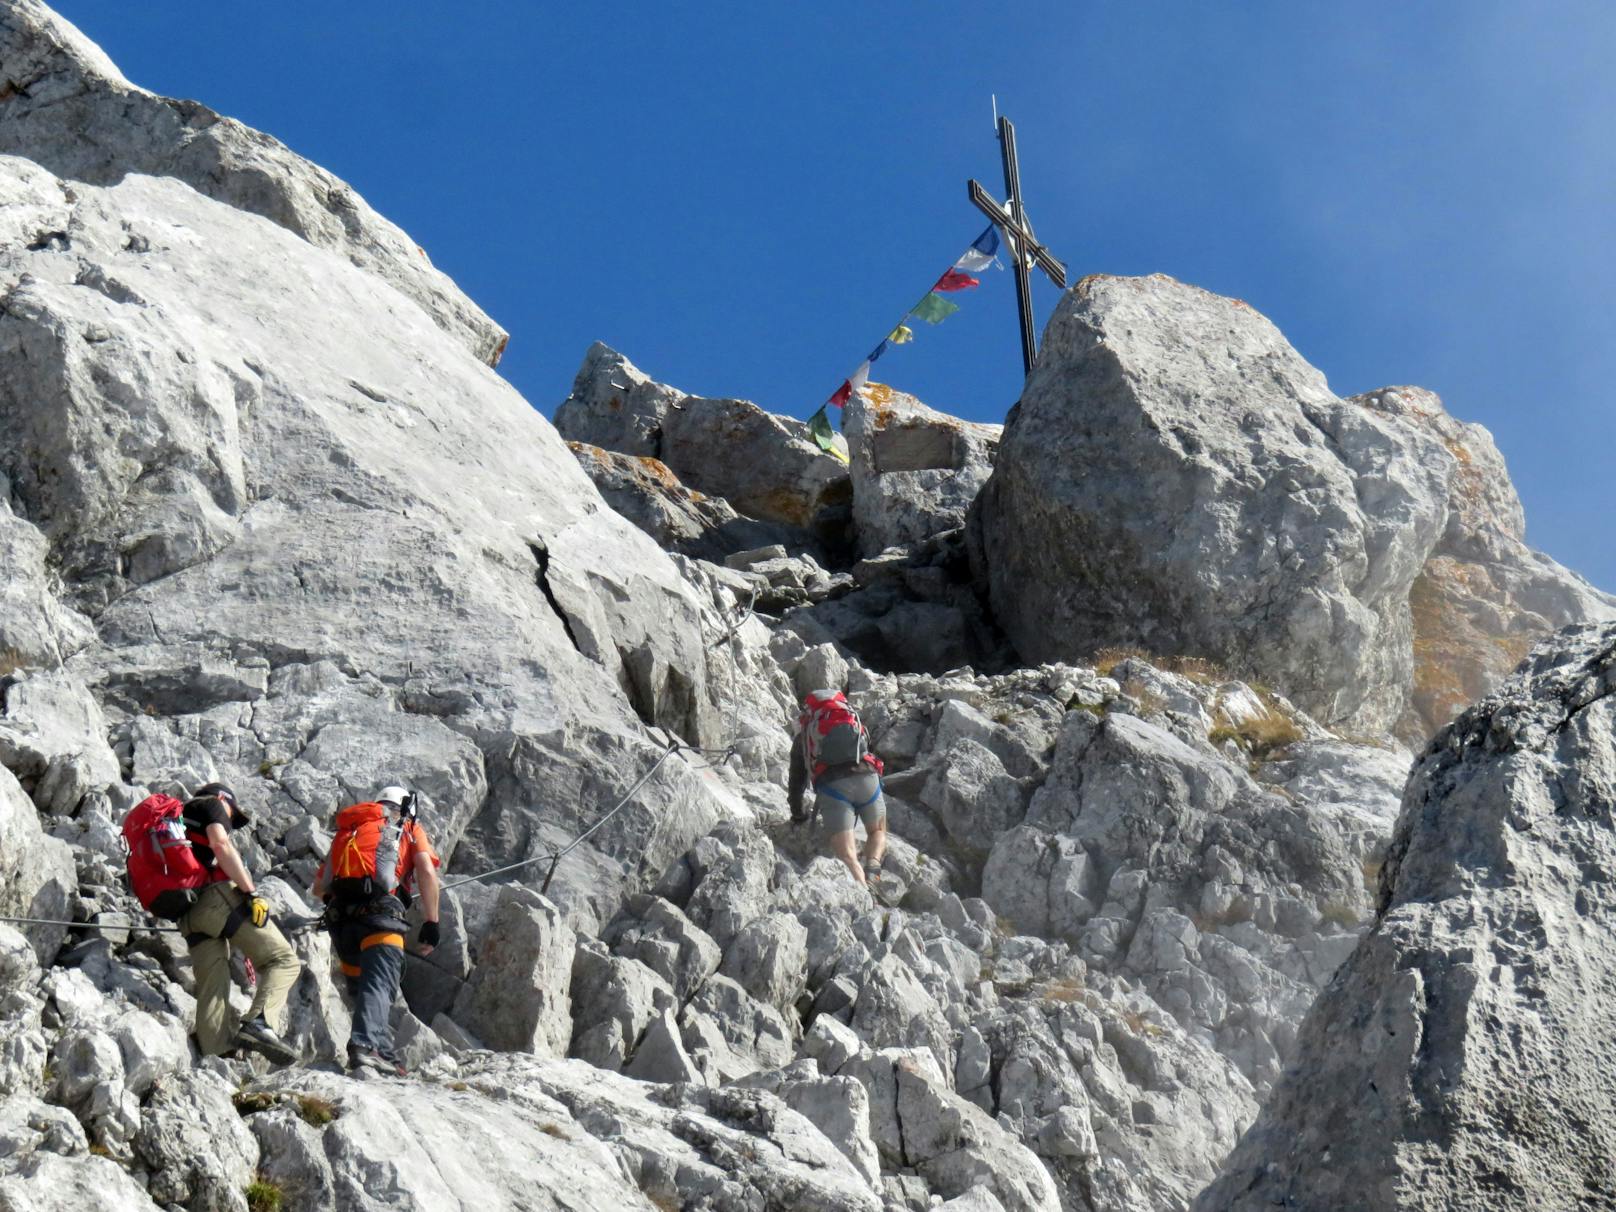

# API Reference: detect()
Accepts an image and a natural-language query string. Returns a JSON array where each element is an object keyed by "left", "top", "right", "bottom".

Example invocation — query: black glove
[{"left": 419, "top": 920, "right": 441, "bottom": 948}]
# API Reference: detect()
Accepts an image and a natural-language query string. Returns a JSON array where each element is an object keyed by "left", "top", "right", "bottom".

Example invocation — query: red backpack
[
  {"left": 122, "top": 794, "right": 210, "bottom": 919},
  {"left": 798, "top": 689, "right": 883, "bottom": 783}
]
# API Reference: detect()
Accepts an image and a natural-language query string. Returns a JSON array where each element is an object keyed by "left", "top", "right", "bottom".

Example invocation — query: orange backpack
[{"left": 327, "top": 803, "right": 409, "bottom": 902}]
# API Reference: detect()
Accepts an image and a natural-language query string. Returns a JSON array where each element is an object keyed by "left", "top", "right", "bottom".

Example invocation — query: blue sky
[{"left": 54, "top": 2, "right": 1616, "bottom": 589}]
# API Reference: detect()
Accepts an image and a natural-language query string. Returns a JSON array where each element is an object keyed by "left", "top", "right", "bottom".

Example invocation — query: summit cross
[{"left": 969, "top": 114, "right": 1067, "bottom": 377}]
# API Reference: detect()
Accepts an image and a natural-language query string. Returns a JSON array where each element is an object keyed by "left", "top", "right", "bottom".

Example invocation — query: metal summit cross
[{"left": 969, "top": 114, "right": 1067, "bottom": 376}]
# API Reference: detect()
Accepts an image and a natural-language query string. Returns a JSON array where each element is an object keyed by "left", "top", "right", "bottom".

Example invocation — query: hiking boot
[
  {"left": 347, "top": 1046, "right": 404, "bottom": 1077},
  {"left": 235, "top": 1016, "right": 297, "bottom": 1065}
]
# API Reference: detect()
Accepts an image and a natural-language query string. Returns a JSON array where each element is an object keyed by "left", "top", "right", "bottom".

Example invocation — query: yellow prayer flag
[{"left": 888, "top": 325, "right": 914, "bottom": 345}]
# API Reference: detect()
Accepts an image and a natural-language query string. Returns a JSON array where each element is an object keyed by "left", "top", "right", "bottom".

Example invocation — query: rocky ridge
[{"left": 2, "top": 5, "right": 1615, "bottom": 1212}]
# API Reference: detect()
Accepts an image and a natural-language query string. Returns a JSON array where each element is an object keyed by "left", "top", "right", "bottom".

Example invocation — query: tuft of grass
[
  {"left": 1041, "top": 977, "right": 1087, "bottom": 1004},
  {"left": 0, "top": 648, "right": 24, "bottom": 678},
  {"left": 1209, "top": 688, "right": 1304, "bottom": 766},
  {"left": 447, "top": 1080, "right": 470, "bottom": 1092},
  {"left": 1121, "top": 1009, "right": 1165, "bottom": 1038},
  {"left": 87, "top": 1142, "right": 113, "bottom": 1158},
  {"left": 1318, "top": 901, "right": 1362, "bottom": 931},
  {"left": 233, "top": 1090, "right": 277, "bottom": 1116},
  {"left": 1093, "top": 647, "right": 1229, "bottom": 685},
  {"left": 245, "top": 1178, "right": 285, "bottom": 1212},
  {"left": 295, "top": 1094, "right": 338, "bottom": 1127},
  {"left": 538, "top": 1121, "right": 571, "bottom": 1140}
]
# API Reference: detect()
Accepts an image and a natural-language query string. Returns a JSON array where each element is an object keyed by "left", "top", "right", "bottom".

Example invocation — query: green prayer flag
[
  {"left": 807, "top": 407, "right": 849, "bottom": 464},
  {"left": 911, "top": 293, "right": 960, "bottom": 325}
]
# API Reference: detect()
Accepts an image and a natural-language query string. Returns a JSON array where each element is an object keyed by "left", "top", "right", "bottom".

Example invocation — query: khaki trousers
[{"left": 179, "top": 882, "right": 301, "bottom": 1056}]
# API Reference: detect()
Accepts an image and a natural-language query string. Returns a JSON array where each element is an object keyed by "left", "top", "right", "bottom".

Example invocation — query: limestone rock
[
  {"left": 0, "top": 123, "right": 741, "bottom": 918},
  {"left": 0, "top": 497, "right": 95, "bottom": 668},
  {"left": 0, "top": 0, "right": 506, "bottom": 364},
  {"left": 452, "top": 886, "right": 575, "bottom": 1056},
  {"left": 974, "top": 273, "right": 1453, "bottom": 733},
  {"left": 1197, "top": 621, "right": 1616, "bottom": 1210},
  {"left": 133, "top": 1069, "right": 258, "bottom": 1212},
  {"left": 0, "top": 765, "right": 75, "bottom": 963},
  {"left": 1355, "top": 386, "right": 1616, "bottom": 738},
  {"left": 843, "top": 386, "right": 1000, "bottom": 555},
  {"left": 569, "top": 441, "right": 813, "bottom": 562},
  {"left": 555, "top": 343, "right": 851, "bottom": 533}
]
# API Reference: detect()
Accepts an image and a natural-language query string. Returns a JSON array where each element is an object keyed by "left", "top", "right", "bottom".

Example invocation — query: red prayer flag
[
  {"left": 827, "top": 380, "right": 852, "bottom": 408},
  {"left": 932, "top": 268, "right": 980, "bottom": 293}
]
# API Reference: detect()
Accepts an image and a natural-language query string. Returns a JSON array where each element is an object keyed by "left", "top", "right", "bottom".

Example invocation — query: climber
[
  {"left": 312, "top": 785, "right": 441, "bottom": 1076},
  {"left": 173, "top": 783, "right": 302, "bottom": 1063},
  {"left": 789, "top": 688, "right": 888, "bottom": 888}
]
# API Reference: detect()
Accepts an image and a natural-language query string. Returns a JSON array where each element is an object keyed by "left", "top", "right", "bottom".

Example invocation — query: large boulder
[
  {"left": 1354, "top": 386, "right": 1616, "bottom": 739},
  {"left": 555, "top": 343, "right": 851, "bottom": 534},
  {"left": 0, "top": 0, "right": 506, "bottom": 364},
  {"left": 842, "top": 386, "right": 1000, "bottom": 555},
  {"left": 1197, "top": 621, "right": 1616, "bottom": 1210},
  {"left": 452, "top": 886, "right": 575, "bottom": 1056},
  {"left": 973, "top": 273, "right": 1453, "bottom": 733},
  {"left": 0, "top": 765, "right": 75, "bottom": 963},
  {"left": 567, "top": 441, "right": 810, "bottom": 562},
  {"left": 0, "top": 44, "right": 742, "bottom": 911}
]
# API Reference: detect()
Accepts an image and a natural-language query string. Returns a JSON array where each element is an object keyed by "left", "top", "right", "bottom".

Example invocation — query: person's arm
[
  {"left": 412, "top": 849, "right": 440, "bottom": 954},
  {"left": 205, "top": 822, "right": 255, "bottom": 893},
  {"left": 310, "top": 859, "right": 329, "bottom": 901}
]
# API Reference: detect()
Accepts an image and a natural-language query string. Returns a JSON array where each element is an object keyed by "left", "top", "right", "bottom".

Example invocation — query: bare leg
[
  {"left": 863, "top": 821, "right": 888, "bottom": 869},
  {"left": 829, "top": 829, "right": 866, "bottom": 885}
]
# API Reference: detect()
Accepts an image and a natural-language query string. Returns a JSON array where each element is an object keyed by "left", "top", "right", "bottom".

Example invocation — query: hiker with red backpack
[
  {"left": 789, "top": 688, "right": 888, "bottom": 887},
  {"left": 311, "top": 785, "right": 441, "bottom": 1075},
  {"left": 122, "top": 782, "right": 301, "bottom": 1063}
]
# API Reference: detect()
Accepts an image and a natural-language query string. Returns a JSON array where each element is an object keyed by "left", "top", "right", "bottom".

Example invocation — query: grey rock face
[
  {"left": 0, "top": 0, "right": 507, "bottom": 365},
  {"left": 556, "top": 343, "right": 851, "bottom": 533},
  {"left": 0, "top": 765, "right": 75, "bottom": 963},
  {"left": 451, "top": 886, "right": 575, "bottom": 1056},
  {"left": 1197, "top": 622, "right": 1616, "bottom": 1210},
  {"left": 0, "top": 124, "right": 738, "bottom": 911},
  {"left": 568, "top": 440, "right": 813, "bottom": 562},
  {"left": 1355, "top": 386, "right": 1616, "bottom": 738},
  {"left": 842, "top": 387, "right": 1000, "bottom": 555},
  {"left": 974, "top": 273, "right": 1454, "bottom": 733}
]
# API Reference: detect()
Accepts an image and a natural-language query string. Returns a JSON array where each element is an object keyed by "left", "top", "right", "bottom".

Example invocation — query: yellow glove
[{"left": 247, "top": 896, "right": 271, "bottom": 928}]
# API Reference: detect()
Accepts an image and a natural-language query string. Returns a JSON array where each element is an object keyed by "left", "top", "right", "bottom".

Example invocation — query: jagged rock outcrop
[
  {"left": 1196, "top": 621, "right": 1616, "bottom": 1210},
  {"left": 842, "top": 386, "right": 1000, "bottom": 555},
  {"left": 0, "top": 0, "right": 507, "bottom": 364},
  {"left": 0, "top": 109, "right": 755, "bottom": 923},
  {"left": 1354, "top": 386, "right": 1616, "bottom": 738},
  {"left": 556, "top": 343, "right": 852, "bottom": 536},
  {"left": 567, "top": 441, "right": 812, "bottom": 562},
  {"left": 10, "top": 7, "right": 1616, "bottom": 1212},
  {"left": 973, "top": 273, "right": 1455, "bottom": 734}
]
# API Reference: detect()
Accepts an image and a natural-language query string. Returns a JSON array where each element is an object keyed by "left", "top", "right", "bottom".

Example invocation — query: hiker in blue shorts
[{"left": 788, "top": 688, "right": 887, "bottom": 886}]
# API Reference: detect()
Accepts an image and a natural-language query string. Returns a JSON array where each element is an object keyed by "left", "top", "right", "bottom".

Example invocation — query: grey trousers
[{"left": 334, "top": 910, "right": 406, "bottom": 1059}]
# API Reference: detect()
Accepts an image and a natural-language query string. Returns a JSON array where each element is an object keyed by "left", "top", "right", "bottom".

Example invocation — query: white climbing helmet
[{"left": 377, "top": 785, "right": 410, "bottom": 809}]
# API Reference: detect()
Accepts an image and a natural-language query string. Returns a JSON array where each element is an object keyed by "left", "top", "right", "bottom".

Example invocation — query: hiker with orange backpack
[
  {"left": 123, "top": 782, "right": 301, "bottom": 1063},
  {"left": 789, "top": 689, "right": 888, "bottom": 887},
  {"left": 311, "top": 785, "right": 441, "bottom": 1075}
]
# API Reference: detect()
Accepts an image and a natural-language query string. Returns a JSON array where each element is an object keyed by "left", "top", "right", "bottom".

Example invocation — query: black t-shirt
[{"left": 181, "top": 796, "right": 234, "bottom": 872}]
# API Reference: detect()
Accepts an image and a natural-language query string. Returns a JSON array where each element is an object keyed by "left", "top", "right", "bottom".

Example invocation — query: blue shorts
[{"left": 815, "top": 769, "right": 885, "bottom": 835}]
